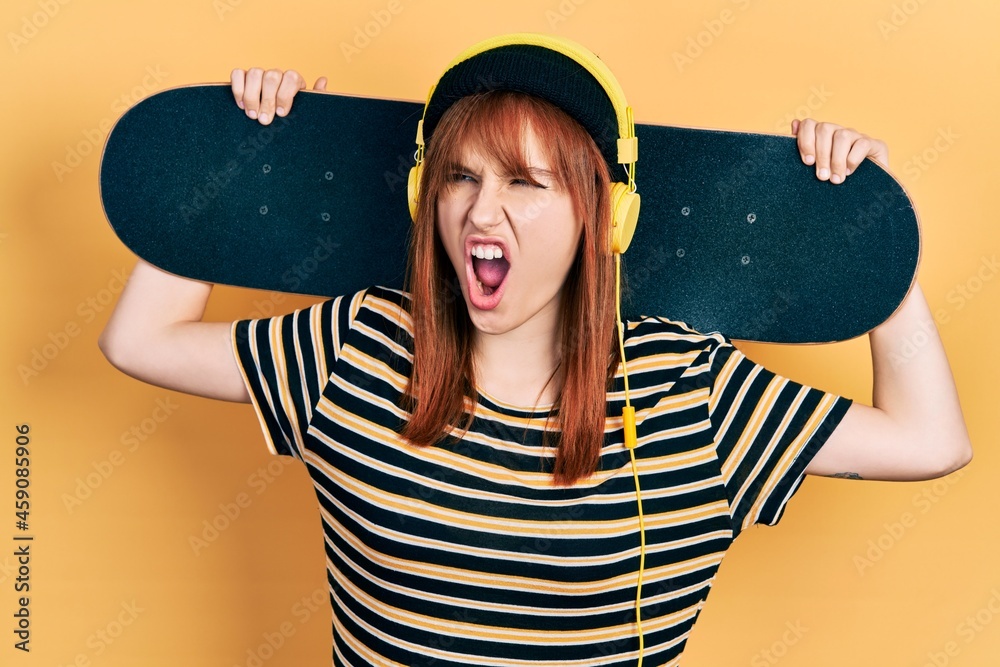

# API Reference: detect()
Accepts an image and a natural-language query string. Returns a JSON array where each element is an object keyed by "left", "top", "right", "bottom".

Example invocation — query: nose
[{"left": 467, "top": 178, "right": 506, "bottom": 231}]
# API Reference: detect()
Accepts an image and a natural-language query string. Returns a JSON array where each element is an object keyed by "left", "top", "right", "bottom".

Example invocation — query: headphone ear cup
[
  {"left": 407, "top": 165, "right": 421, "bottom": 223},
  {"left": 609, "top": 182, "right": 641, "bottom": 254}
]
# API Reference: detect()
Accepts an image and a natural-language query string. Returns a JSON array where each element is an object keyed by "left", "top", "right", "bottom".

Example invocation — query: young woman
[{"left": 101, "top": 37, "right": 971, "bottom": 667}]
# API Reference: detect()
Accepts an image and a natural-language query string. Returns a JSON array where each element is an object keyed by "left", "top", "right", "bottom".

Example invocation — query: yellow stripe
[
  {"left": 626, "top": 350, "right": 703, "bottom": 374},
  {"left": 232, "top": 321, "right": 283, "bottom": 458},
  {"left": 353, "top": 319, "right": 410, "bottom": 360},
  {"left": 707, "top": 344, "right": 741, "bottom": 416},
  {"left": 311, "top": 397, "right": 720, "bottom": 508},
  {"left": 743, "top": 392, "right": 838, "bottom": 529},
  {"left": 330, "top": 531, "right": 732, "bottom": 616},
  {"left": 364, "top": 291, "right": 413, "bottom": 328},
  {"left": 323, "top": 524, "right": 724, "bottom": 620},
  {"left": 720, "top": 368, "right": 780, "bottom": 481},
  {"left": 733, "top": 380, "right": 805, "bottom": 501},
  {"left": 259, "top": 318, "right": 302, "bottom": 456},
  {"left": 326, "top": 541, "right": 709, "bottom": 656},
  {"left": 314, "top": 489, "right": 727, "bottom": 598},
  {"left": 338, "top": 344, "right": 409, "bottom": 393}
]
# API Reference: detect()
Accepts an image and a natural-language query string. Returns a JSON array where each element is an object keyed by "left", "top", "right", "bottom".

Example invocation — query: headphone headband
[
  {"left": 408, "top": 32, "right": 640, "bottom": 254},
  {"left": 415, "top": 33, "right": 637, "bottom": 186}
]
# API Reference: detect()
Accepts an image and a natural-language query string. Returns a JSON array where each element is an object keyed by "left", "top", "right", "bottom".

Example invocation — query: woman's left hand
[{"left": 791, "top": 118, "right": 890, "bottom": 184}]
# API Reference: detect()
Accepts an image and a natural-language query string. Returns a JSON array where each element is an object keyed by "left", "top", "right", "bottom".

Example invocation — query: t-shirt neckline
[{"left": 475, "top": 386, "right": 555, "bottom": 417}]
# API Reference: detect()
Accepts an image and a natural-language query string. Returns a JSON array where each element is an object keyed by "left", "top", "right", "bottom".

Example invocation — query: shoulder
[
  {"left": 354, "top": 286, "right": 412, "bottom": 327},
  {"left": 345, "top": 286, "right": 415, "bottom": 356},
  {"left": 280, "top": 286, "right": 412, "bottom": 350},
  {"left": 624, "top": 314, "right": 730, "bottom": 359},
  {"left": 619, "top": 315, "right": 738, "bottom": 396}
]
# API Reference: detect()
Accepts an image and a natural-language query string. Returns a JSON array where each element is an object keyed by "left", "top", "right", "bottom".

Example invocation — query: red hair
[{"left": 402, "top": 90, "right": 619, "bottom": 485}]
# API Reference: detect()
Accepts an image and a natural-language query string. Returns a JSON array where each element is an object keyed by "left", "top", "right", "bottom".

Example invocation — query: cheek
[
  {"left": 435, "top": 203, "right": 462, "bottom": 271},
  {"left": 518, "top": 206, "right": 583, "bottom": 287},
  {"left": 538, "top": 205, "right": 583, "bottom": 266}
]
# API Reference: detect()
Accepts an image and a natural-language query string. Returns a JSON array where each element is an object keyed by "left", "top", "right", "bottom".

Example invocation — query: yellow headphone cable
[{"left": 616, "top": 251, "right": 645, "bottom": 666}]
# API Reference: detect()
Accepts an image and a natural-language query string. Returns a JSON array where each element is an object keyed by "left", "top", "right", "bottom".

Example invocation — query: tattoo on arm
[{"left": 829, "top": 471, "right": 864, "bottom": 480}]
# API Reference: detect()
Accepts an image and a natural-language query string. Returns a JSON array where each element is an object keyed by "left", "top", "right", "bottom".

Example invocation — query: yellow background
[{"left": 2, "top": 0, "right": 998, "bottom": 665}]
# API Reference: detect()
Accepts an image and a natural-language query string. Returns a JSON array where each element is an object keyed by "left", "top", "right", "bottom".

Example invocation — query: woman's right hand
[{"left": 230, "top": 68, "right": 328, "bottom": 125}]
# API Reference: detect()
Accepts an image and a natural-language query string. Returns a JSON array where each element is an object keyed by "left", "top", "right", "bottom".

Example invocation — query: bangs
[
  {"left": 422, "top": 90, "right": 606, "bottom": 222},
  {"left": 437, "top": 96, "right": 565, "bottom": 188}
]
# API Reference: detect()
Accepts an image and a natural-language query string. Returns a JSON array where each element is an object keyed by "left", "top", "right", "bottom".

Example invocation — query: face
[{"left": 435, "top": 125, "right": 584, "bottom": 342}]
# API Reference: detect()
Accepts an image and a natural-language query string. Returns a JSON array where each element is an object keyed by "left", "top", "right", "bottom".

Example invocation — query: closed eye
[{"left": 512, "top": 177, "right": 548, "bottom": 189}]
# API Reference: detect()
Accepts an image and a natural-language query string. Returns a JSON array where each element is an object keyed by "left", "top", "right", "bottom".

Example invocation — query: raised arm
[
  {"left": 99, "top": 260, "right": 249, "bottom": 401},
  {"left": 100, "top": 68, "right": 327, "bottom": 402},
  {"left": 789, "top": 119, "right": 973, "bottom": 481},
  {"left": 808, "top": 281, "right": 972, "bottom": 480}
]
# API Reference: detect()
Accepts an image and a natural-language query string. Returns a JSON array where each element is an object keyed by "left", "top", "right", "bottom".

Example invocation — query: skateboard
[{"left": 99, "top": 84, "right": 920, "bottom": 343}]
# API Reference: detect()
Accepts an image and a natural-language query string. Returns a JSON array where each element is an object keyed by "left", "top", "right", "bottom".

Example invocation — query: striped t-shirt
[{"left": 232, "top": 286, "right": 851, "bottom": 667}]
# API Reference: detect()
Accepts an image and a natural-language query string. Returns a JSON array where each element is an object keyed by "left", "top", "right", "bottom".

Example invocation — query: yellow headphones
[
  {"left": 407, "top": 33, "right": 647, "bottom": 665},
  {"left": 406, "top": 32, "right": 641, "bottom": 255}
]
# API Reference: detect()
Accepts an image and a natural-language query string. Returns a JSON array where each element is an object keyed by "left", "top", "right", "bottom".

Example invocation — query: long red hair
[{"left": 401, "top": 90, "right": 619, "bottom": 485}]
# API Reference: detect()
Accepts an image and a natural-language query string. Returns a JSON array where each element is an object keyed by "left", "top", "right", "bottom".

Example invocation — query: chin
[{"left": 464, "top": 303, "right": 516, "bottom": 336}]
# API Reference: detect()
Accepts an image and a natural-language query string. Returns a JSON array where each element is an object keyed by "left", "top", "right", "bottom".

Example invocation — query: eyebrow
[
  {"left": 526, "top": 167, "right": 556, "bottom": 177},
  {"left": 450, "top": 162, "right": 555, "bottom": 178}
]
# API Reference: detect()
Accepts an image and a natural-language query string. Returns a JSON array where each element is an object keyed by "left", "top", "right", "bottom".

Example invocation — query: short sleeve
[
  {"left": 707, "top": 339, "right": 852, "bottom": 536},
  {"left": 231, "top": 289, "right": 367, "bottom": 459}
]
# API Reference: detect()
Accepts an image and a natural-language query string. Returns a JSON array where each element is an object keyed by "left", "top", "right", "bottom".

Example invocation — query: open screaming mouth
[{"left": 472, "top": 255, "right": 510, "bottom": 296}]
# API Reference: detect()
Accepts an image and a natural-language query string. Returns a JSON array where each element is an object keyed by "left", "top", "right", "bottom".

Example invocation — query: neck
[{"left": 472, "top": 311, "right": 564, "bottom": 409}]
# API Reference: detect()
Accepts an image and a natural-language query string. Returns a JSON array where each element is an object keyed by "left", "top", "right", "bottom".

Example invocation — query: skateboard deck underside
[{"left": 100, "top": 85, "right": 920, "bottom": 343}]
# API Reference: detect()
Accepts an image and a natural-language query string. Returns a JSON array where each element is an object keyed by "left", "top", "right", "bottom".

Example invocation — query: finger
[
  {"left": 829, "top": 128, "right": 862, "bottom": 184},
  {"left": 257, "top": 69, "right": 283, "bottom": 125},
  {"left": 314, "top": 76, "right": 328, "bottom": 92},
  {"left": 274, "top": 70, "right": 304, "bottom": 118},
  {"left": 868, "top": 138, "right": 890, "bottom": 169},
  {"left": 844, "top": 138, "right": 871, "bottom": 177},
  {"left": 242, "top": 68, "right": 264, "bottom": 120},
  {"left": 813, "top": 122, "right": 838, "bottom": 181},
  {"left": 796, "top": 118, "right": 817, "bottom": 166},
  {"left": 790, "top": 118, "right": 800, "bottom": 136},
  {"left": 230, "top": 69, "right": 246, "bottom": 109}
]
